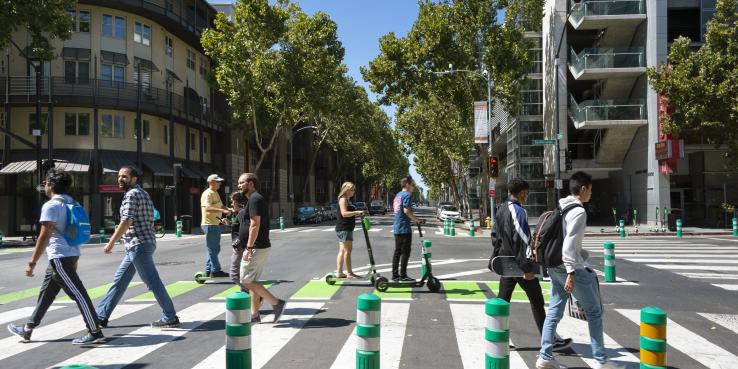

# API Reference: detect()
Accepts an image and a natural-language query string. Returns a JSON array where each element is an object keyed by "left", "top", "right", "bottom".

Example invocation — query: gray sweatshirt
[{"left": 559, "top": 196, "right": 589, "bottom": 273}]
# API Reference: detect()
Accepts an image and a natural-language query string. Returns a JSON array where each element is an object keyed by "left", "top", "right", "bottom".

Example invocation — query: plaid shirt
[{"left": 120, "top": 185, "right": 157, "bottom": 248}]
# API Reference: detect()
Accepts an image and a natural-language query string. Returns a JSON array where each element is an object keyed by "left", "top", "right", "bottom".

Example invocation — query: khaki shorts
[{"left": 239, "top": 248, "right": 271, "bottom": 284}]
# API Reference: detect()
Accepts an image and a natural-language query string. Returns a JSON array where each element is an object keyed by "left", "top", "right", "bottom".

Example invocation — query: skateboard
[
  {"left": 490, "top": 256, "right": 542, "bottom": 278},
  {"left": 194, "top": 271, "right": 231, "bottom": 284}
]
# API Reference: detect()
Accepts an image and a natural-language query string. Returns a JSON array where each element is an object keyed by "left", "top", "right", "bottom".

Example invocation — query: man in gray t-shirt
[{"left": 7, "top": 169, "right": 104, "bottom": 345}]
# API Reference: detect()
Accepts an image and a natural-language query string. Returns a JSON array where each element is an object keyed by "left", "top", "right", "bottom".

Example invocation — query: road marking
[
  {"left": 443, "top": 281, "right": 487, "bottom": 302},
  {"left": 352, "top": 259, "right": 489, "bottom": 273},
  {"left": 290, "top": 280, "right": 342, "bottom": 300},
  {"left": 602, "top": 253, "right": 738, "bottom": 258},
  {"left": 677, "top": 272, "right": 738, "bottom": 280},
  {"left": 646, "top": 264, "right": 738, "bottom": 272},
  {"left": 486, "top": 281, "right": 552, "bottom": 303},
  {"left": 271, "top": 228, "right": 297, "bottom": 233},
  {"left": 554, "top": 310, "right": 639, "bottom": 368},
  {"left": 375, "top": 285, "right": 413, "bottom": 301},
  {"left": 698, "top": 313, "right": 738, "bottom": 334},
  {"left": 376, "top": 259, "right": 470, "bottom": 274},
  {"left": 369, "top": 228, "right": 383, "bottom": 232},
  {"left": 0, "top": 286, "right": 40, "bottom": 305},
  {"left": 298, "top": 228, "right": 320, "bottom": 233},
  {"left": 0, "top": 304, "right": 151, "bottom": 361},
  {"left": 707, "top": 237, "right": 738, "bottom": 243},
  {"left": 322, "top": 228, "right": 335, "bottom": 232},
  {"left": 328, "top": 302, "right": 410, "bottom": 369},
  {"left": 449, "top": 303, "right": 529, "bottom": 369},
  {"left": 617, "top": 308, "right": 738, "bottom": 369},
  {"left": 0, "top": 306, "right": 63, "bottom": 326},
  {"left": 625, "top": 258, "right": 738, "bottom": 264},
  {"left": 585, "top": 246, "right": 734, "bottom": 251},
  {"left": 436, "top": 268, "right": 491, "bottom": 280},
  {"left": 712, "top": 284, "right": 738, "bottom": 291},
  {"left": 50, "top": 302, "right": 223, "bottom": 369},
  {"left": 210, "top": 280, "right": 277, "bottom": 300},
  {"left": 128, "top": 281, "right": 201, "bottom": 302},
  {"left": 54, "top": 282, "right": 142, "bottom": 303}
]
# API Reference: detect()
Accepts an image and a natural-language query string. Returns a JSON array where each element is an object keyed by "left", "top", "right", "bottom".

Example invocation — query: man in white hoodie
[{"left": 536, "top": 172, "right": 624, "bottom": 369}]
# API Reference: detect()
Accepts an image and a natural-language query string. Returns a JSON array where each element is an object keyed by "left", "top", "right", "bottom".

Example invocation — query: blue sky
[{"left": 214, "top": 1, "right": 427, "bottom": 192}]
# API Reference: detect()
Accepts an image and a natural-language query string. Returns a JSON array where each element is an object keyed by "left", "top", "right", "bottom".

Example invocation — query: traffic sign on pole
[{"left": 532, "top": 139, "right": 557, "bottom": 145}]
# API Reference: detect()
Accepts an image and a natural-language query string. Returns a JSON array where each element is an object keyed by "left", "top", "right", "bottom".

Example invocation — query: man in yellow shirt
[{"left": 201, "top": 174, "right": 232, "bottom": 277}]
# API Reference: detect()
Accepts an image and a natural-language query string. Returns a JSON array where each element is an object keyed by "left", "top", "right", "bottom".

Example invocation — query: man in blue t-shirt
[{"left": 392, "top": 176, "right": 421, "bottom": 281}]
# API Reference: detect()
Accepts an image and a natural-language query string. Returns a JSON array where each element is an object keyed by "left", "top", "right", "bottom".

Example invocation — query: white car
[{"left": 437, "top": 205, "right": 461, "bottom": 222}]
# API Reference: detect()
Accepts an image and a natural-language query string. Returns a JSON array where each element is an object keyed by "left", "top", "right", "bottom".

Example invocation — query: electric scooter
[
  {"left": 374, "top": 222, "right": 442, "bottom": 293},
  {"left": 325, "top": 216, "right": 382, "bottom": 287}
]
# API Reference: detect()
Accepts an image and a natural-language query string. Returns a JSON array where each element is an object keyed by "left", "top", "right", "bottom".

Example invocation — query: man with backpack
[
  {"left": 7, "top": 169, "right": 104, "bottom": 344},
  {"left": 96, "top": 165, "right": 180, "bottom": 328},
  {"left": 492, "top": 178, "right": 571, "bottom": 352},
  {"left": 535, "top": 171, "right": 624, "bottom": 369}
]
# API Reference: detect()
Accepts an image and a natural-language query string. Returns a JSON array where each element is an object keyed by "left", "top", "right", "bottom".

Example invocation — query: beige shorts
[{"left": 239, "top": 248, "right": 271, "bottom": 284}]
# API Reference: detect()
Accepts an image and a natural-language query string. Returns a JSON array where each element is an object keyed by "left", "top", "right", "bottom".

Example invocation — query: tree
[
  {"left": 201, "top": 0, "right": 345, "bottom": 172},
  {"left": 0, "top": 0, "right": 76, "bottom": 61},
  {"left": 647, "top": 0, "right": 738, "bottom": 163}
]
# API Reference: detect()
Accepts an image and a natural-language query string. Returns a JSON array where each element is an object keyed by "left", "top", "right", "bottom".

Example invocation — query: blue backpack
[{"left": 53, "top": 196, "right": 91, "bottom": 246}]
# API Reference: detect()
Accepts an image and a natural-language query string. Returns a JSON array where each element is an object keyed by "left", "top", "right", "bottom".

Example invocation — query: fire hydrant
[{"left": 485, "top": 217, "right": 492, "bottom": 229}]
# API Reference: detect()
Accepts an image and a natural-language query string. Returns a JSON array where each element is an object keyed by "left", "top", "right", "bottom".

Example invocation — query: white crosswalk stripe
[
  {"left": 553, "top": 312, "right": 639, "bottom": 368},
  {"left": 698, "top": 313, "right": 738, "bottom": 334},
  {"left": 712, "top": 284, "right": 738, "bottom": 291},
  {"left": 0, "top": 306, "right": 62, "bottom": 326}
]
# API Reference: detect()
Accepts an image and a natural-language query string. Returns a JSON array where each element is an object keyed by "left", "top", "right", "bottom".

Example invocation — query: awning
[
  {"left": 101, "top": 150, "right": 137, "bottom": 174},
  {"left": 0, "top": 160, "right": 36, "bottom": 174},
  {"left": 179, "top": 166, "right": 202, "bottom": 179},
  {"left": 100, "top": 50, "right": 129, "bottom": 65},
  {"left": 142, "top": 154, "right": 173, "bottom": 177},
  {"left": 134, "top": 57, "right": 160, "bottom": 72},
  {"left": 0, "top": 150, "right": 91, "bottom": 174},
  {"left": 166, "top": 69, "right": 182, "bottom": 82},
  {"left": 62, "top": 47, "right": 91, "bottom": 60}
]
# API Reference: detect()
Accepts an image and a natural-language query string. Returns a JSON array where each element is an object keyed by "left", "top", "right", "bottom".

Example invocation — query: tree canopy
[{"left": 0, "top": 0, "right": 76, "bottom": 60}]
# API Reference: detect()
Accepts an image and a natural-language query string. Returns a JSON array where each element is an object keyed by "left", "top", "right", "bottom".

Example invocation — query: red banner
[
  {"left": 98, "top": 185, "right": 123, "bottom": 193},
  {"left": 657, "top": 95, "right": 679, "bottom": 174}
]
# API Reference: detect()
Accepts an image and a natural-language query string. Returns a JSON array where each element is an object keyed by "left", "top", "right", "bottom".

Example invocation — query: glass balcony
[
  {"left": 569, "top": 47, "right": 646, "bottom": 79},
  {"left": 570, "top": 0, "right": 647, "bottom": 29},
  {"left": 568, "top": 94, "right": 647, "bottom": 128}
]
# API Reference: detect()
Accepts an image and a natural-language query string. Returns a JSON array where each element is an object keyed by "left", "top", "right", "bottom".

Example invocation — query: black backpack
[{"left": 530, "top": 204, "right": 582, "bottom": 267}]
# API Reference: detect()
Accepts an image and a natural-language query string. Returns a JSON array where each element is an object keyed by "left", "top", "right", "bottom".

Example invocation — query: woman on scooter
[{"left": 335, "top": 182, "right": 365, "bottom": 278}]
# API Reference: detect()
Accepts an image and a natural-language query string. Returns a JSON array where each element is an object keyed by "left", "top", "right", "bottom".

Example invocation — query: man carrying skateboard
[{"left": 492, "top": 178, "right": 571, "bottom": 351}]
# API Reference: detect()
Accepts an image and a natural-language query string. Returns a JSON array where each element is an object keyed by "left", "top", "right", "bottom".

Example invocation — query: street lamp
[
  {"left": 289, "top": 125, "right": 318, "bottom": 206},
  {"left": 432, "top": 64, "right": 494, "bottom": 221},
  {"left": 553, "top": 9, "right": 575, "bottom": 199}
]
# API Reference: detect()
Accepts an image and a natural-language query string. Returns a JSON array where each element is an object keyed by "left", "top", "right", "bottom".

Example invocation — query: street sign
[
  {"left": 532, "top": 139, "right": 557, "bottom": 145},
  {"left": 32, "top": 129, "right": 41, "bottom": 137},
  {"left": 98, "top": 185, "right": 123, "bottom": 193},
  {"left": 489, "top": 189, "right": 496, "bottom": 197}
]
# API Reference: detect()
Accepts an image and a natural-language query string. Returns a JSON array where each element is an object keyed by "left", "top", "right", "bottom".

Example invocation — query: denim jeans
[
  {"left": 96, "top": 242, "right": 177, "bottom": 321},
  {"left": 202, "top": 225, "right": 222, "bottom": 273},
  {"left": 540, "top": 267, "right": 607, "bottom": 364}
]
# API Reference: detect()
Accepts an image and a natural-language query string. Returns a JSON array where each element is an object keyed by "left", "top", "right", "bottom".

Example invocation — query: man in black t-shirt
[{"left": 238, "top": 173, "right": 285, "bottom": 323}]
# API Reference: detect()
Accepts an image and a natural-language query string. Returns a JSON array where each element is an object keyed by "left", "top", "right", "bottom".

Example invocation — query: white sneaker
[
  {"left": 536, "top": 356, "right": 568, "bottom": 369},
  {"left": 593, "top": 362, "right": 626, "bottom": 369}
]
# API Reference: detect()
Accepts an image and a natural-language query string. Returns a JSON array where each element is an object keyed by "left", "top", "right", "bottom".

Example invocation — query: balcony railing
[
  {"left": 569, "top": 47, "right": 645, "bottom": 75},
  {"left": 570, "top": 0, "right": 646, "bottom": 25},
  {"left": 569, "top": 94, "right": 647, "bottom": 127},
  {"left": 1, "top": 76, "right": 227, "bottom": 131}
]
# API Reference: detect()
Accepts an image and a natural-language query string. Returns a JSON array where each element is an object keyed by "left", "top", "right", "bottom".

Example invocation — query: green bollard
[
  {"left": 733, "top": 217, "right": 737, "bottom": 237},
  {"left": 176, "top": 220, "right": 183, "bottom": 238},
  {"left": 60, "top": 365, "right": 99, "bottom": 369},
  {"left": 603, "top": 242, "right": 616, "bottom": 282},
  {"left": 443, "top": 219, "right": 448, "bottom": 235},
  {"left": 640, "top": 306, "right": 667, "bottom": 369},
  {"left": 356, "top": 293, "right": 381, "bottom": 369},
  {"left": 279, "top": 216, "right": 285, "bottom": 230},
  {"left": 619, "top": 219, "right": 625, "bottom": 238},
  {"left": 99, "top": 228, "right": 105, "bottom": 244},
  {"left": 226, "top": 292, "right": 252, "bottom": 369},
  {"left": 421, "top": 240, "right": 432, "bottom": 277},
  {"left": 485, "top": 298, "right": 510, "bottom": 369},
  {"left": 469, "top": 220, "right": 475, "bottom": 237},
  {"left": 450, "top": 220, "right": 456, "bottom": 237},
  {"left": 676, "top": 219, "right": 682, "bottom": 238}
]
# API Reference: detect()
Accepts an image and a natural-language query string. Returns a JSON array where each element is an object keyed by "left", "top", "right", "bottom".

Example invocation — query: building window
[
  {"left": 64, "top": 113, "right": 90, "bottom": 136},
  {"left": 199, "top": 57, "right": 207, "bottom": 76},
  {"left": 68, "top": 10, "right": 77, "bottom": 31},
  {"left": 187, "top": 50, "right": 196, "bottom": 70},
  {"left": 103, "top": 15, "right": 125, "bottom": 39},
  {"left": 101, "top": 64, "right": 125, "bottom": 87},
  {"left": 163, "top": 125, "right": 169, "bottom": 145},
  {"left": 69, "top": 10, "right": 90, "bottom": 32},
  {"left": 133, "top": 119, "right": 151, "bottom": 140},
  {"left": 0, "top": 112, "right": 5, "bottom": 128},
  {"left": 134, "top": 22, "right": 151, "bottom": 46},
  {"left": 165, "top": 36, "right": 173, "bottom": 57},
  {"left": 27, "top": 113, "right": 49, "bottom": 135},
  {"left": 190, "top": 132, "right": 196, "bottom": 150},
  {"left": 101, "top": 114, "right": 125, "bottom": 138},
  {"left": 64, "top": 61, "right": 89, "bottom": 85},
  {"left": 134, "top": 68, "right": 152, "bottom": 90},
  {"left": 203, "top": 136, "right": 208, "bottom": 154}
]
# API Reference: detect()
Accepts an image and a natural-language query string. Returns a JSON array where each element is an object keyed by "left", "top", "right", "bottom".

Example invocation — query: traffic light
[
  {"left": 489, "top": 156, "right": 499, "bottom": 178},
  {"left": 565, "top": 150, "right": 573, "bottom": 171}
]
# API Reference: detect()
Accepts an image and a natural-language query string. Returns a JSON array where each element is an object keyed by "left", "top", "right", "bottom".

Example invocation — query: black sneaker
[
  {"left": 272, "top": 299, "right": 286, "bottom": 323},
  {"left": 72, "top": 330, "right": 105, "bottom": 345},
  {"left": 209, "top": 271, "right": 229, "bottom": 278},
  {"left": 99, "top": 319, "right": 108, "bottom": 328},
  {"left": 151, "top": 316, "right": 181, "bottom": 328},
  {"left": 553, "top": 337, "right": 573, "bottom": 352},
  {"left": 251, "top": 314, "right": 261, "bottom": 324},
  {"left": 400, "top": 276, "right": 415, "bottom": 282},
  {"left": 7, "top": 323, "right": 32, "bottom": 342},
  {"left": 392, "top": 276, "right": 401, "bottom": 282}
]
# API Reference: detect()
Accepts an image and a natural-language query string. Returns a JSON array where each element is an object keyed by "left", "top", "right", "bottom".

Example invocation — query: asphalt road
[{"left": 1, "top": 207, "right": 737, "bottom": 369}]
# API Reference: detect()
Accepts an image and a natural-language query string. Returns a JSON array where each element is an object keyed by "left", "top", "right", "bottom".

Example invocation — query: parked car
[
  {"left": 437, "top": 204, "right": 461, "bottom": 222},
  {"left": 369, "top": 200, "right": 386, "bottom": 215},
  {"left": 321, "top": 205, "right": 336, "bottom": 220},
  {"left": 330, "top": 203, "right": 339, "bottom": 218},
  {"left": 294, "top": 206, "right": 321, "bottom": 224},
  {"left": 355, "top": 202, "right": 368, "bottom": 213}
]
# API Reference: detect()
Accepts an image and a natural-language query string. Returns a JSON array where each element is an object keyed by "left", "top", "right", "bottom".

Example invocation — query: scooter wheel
[
  {"left": 325, "top": 273, "right": 336, "bottom": 286},
  {"left": 427, "top": 277, "right": 441, "bottom": 293},
  {"left": 375, "top": 277, "right": 389, "bottom": 292},
  {"left": 194, "top": 271, "right": 207, "bottom": 284}
]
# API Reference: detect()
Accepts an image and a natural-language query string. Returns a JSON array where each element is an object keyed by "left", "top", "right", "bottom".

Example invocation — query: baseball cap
[{"left": 207, "top": 174, "right": 225, "bottom": 182}]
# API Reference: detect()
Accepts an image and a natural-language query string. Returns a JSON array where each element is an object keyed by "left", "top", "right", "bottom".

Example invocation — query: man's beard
[{"left": 120, "top": 181, "right": 132, "bottom": 190}]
